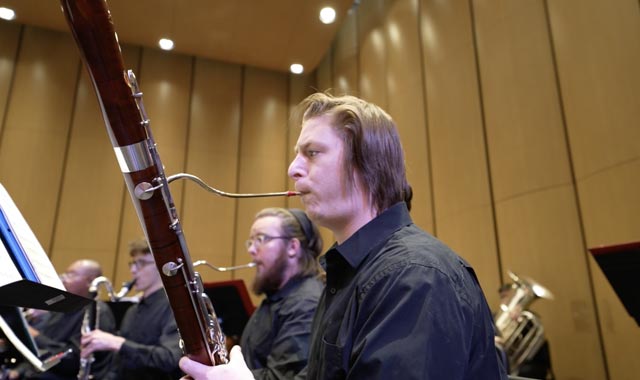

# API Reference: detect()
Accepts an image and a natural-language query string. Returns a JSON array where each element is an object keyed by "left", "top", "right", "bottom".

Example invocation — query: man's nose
[{"left": 288, "top": 155, "right": 304, "bottom": 180}]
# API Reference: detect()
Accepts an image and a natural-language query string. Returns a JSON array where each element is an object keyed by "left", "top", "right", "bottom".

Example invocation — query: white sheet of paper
[
  {"left": 0, "top": 242, "right": 23, "bottom": 287},
  {"left": 0, "top": 184, "right": 64, "bottom": 290}
]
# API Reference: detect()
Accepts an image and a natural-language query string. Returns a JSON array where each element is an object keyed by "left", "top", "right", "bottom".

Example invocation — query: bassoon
[{"left": 60, "top": 0, "right": 296, "bottom": 367}]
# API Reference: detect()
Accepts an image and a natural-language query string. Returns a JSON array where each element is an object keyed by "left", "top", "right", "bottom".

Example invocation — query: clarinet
[
  {"left": 78, "top": 277, "right": 112, "bottom": 380},
  {"left": 78, "top": 277, "right": 135, "bottom": 379},
  {"left": 60, "top": 0, "right": 226, "bottom": 366}
]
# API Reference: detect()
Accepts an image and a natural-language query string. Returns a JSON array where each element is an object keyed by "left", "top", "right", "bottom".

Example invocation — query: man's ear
[{"left": 287, "top": 238, "right": 301, "bottom": 258}]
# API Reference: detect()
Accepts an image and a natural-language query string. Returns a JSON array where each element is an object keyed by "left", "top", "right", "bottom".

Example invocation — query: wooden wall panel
[
  {"left": 473, "top": 0, "right": 606, "bottom": 378},
  {"left": 0, "top": 26, "right": 79, "bottom": 253},
  {"left": 420, "top": 0, "right": 500, "bottom": 302},
  {"left": 0, "top": 21, "right": 20, "bottom": 135},
  {"left": 50, "top": 63, "right": 126, "bottom": 274},
  {"left": 315, "top": 48, "right": 333, "bottom": 93},
  {"left": 497, "top": 187, "right": 605, "bottom": 378},
  {"left": 235, "top": 67, "right": 289, "bottom": 304},
  {"left": 333, "top": 10, "right": 359, "bottom": 96},
  {"left": 386, "top": 0, "right": 433, "bottom": 234},
  {"left": 548, "top": 0, "right": 640, "bottom": 378},
  {"left": 474, "top": 1, "right": 571, "bottom": 200},
  {"left": 357, "top": 0, "right": 388, "bottom": 108},
  {"left": 548, "top": 0, "right": 640, "bottom": 180},
  {"left": 181, "top": 59, "right": 242, "bottom": 284},
  {"left": 114, "top": 48, "right": 192, "bottom": 285}
]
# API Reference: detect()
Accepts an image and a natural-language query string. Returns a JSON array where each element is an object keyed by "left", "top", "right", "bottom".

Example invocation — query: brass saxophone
[{"left": 78, "top": 277, "right": 135, "bottom": 380}]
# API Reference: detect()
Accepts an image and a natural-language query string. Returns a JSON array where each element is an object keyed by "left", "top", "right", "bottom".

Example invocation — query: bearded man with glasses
[
  {"left": 80, "top": 239, "right": 182, "bottom": 380},
  {"left": 240, "top": 207, "right": 324, "bottom": 380}
]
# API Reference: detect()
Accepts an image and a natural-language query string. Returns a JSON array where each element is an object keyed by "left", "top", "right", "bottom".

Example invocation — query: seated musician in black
[
  {"left": 7, "top": 259, "right": 115, "bottom": 380},
  {"left": 241, "top": 208, "right": 324, "bottom": 379},
  {"left": 80, "top": 239, "right": 182, "bottom": 380}
]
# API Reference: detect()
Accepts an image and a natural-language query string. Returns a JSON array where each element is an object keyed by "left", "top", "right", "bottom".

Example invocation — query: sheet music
[
  {"left": 0, "top": 242, "right": 23, "bottom": 287},
  {"left": 0, "top": 184, "right": 64, "bottom": 290}
]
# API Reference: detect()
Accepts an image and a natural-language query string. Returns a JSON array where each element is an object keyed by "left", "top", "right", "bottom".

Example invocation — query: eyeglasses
[
  {"left": 245, "top": 234, "right": 291, "bottom": 250},
  {"left": 128, "top": 259, "right": 155, "bottom": 269}
]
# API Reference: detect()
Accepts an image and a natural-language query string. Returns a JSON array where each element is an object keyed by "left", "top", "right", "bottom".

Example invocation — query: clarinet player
[
  {"left": 8, "top": 260, "right": 115, "bottom": 380},
  {"left": 80, "top": 239, "right": 182, "bottom": 380},
  {"left": 179, "top": 93, "right": 508, "bottom": 379}
]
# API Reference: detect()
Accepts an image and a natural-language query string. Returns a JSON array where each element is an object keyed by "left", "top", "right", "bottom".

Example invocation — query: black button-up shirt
[
  {"left": 305, "top": 202, "right": 507, "bottom": 379},
  {"left": 241, "top": 275, "right": 323, "bottom": 380},
  {"left": 107, "top": 288, "right": 182, "bottom": 380}
]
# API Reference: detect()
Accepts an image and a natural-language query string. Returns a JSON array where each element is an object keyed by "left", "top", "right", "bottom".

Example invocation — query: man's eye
[{"left": 307, "top": 150, "right": 319, "bottom": 157}]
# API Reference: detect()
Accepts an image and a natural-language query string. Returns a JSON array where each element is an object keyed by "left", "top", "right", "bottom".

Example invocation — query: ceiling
[{"left": 0, "top": 0, "right": 355, "bottom": 73}]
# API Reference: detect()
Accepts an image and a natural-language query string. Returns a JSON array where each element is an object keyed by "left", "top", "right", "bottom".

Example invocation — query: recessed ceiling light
[
  {"left": 158, "top": 38, "right": 174, "bottom": 51},
  {"left": 0, "top": 7, "right": 16, "bottom": 21},
  {"left": 290, "top": 63, "right": 304, "bottom": 75},
  {"left": 319, "top": 7, "right": 336, "bottom": 24}
]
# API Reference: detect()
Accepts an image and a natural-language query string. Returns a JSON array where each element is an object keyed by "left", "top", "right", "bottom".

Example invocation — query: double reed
[{"left": 60, "top": 0, "right": 226, "bottom": 366}]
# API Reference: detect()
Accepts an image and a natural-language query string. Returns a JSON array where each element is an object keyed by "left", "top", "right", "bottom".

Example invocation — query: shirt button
[{"left": 329, "top": 288, "right": 337, "bottom": 294}]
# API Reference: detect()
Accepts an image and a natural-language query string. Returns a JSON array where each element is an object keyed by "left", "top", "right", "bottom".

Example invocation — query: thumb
[
  {"left": 179, "top": 356, "right": 209, "bottom": 378},
  {"left": 228, "top": 345, "right": 245, "bottom": 365}
]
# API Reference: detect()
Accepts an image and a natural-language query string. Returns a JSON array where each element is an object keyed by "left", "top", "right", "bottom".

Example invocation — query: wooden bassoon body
[{"left": 60, "top": 0, "right": 227, "bottom": 366}]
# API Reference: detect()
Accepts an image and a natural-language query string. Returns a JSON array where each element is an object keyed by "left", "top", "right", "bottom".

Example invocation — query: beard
[{"left": 252, "top": 251, "right": 289, "bottom": 296}]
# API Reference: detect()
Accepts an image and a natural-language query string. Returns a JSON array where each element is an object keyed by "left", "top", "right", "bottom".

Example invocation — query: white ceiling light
[
  {"left": 290, "top": 63, "right": 304, "bottom": 74},
  {"left": 0, "top": 7, "right": 16, "bottom": 21},
  {"left": 319, "top": 7, "right": 336, "bottom": 24},
  {"left": 158, "top": 38, "right": 174, "bottom": 51}
]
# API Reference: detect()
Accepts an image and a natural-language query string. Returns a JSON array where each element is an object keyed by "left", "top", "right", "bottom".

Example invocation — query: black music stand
[
  {"left": 106, "top": 300, "right": 137, "bottom": 331},
  {"left": 203, "top": 280, "right": 255, "bottom": 340},
  {"left": 0, "top": 281, "right": 91, "bottom": 313},
  {"left": 589, "top": 241, "right": 640, "bottom": 327}
]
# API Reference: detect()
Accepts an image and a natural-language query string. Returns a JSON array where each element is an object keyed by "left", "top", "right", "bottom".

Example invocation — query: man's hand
[
  {"left": 179, "top": 346, "right": 254, "bottom": 380},
  {"left": 80, "top": 328, "right": 126, "bottom": 357}
]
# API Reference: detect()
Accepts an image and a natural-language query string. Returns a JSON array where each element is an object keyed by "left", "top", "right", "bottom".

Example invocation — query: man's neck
[{"left": 334, "top": 208, "right": 377, "bottom": 244}]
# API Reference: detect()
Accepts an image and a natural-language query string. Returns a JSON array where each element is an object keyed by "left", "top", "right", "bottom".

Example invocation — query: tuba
[
  {"left": 78, "top": 276, "right": 135, "bottom": 380},
  {"left": 494, "top": 271, "right": 553, "bottom": 374}
]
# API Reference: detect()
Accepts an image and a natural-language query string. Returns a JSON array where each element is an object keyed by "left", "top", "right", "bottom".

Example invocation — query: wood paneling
[
  {"left": 0, "top": 26, "right": 79, "bottom": 253},
  {"left": 420, "top": 0, "right": 499, "bottom": 302},
  {"left": 357, "top": 0, "right": 388, "bottom": 107},
  {"left": 473, "top": 0, "right": 606, "bottom": 378},
  {"left": 497, "top": 186, "right": 605, "bottom": 378},
  {"left": 315, "top": 48, "right": 333, "bottom": 94},
  {"left": 548, "top": 0, "right": 640, "bottom": 378},
  {"left": 547, "top": 0, "right": 640, "bottom": 179},
  {"left": 181, "top": 59, "right": 242, "bottom": 284},
  {"left": 0, "top": 21, "right": 21, "bottom": 136},
  {"left": 235, "top": 67, "right": 289, "bottom": 304},
  {"left": 386, "top": 0, "right": 433, "bottom": 234},
  {"left": 333, "top": 10, "right": 359, "bottom": 96},
  {"left": 50, "top": 61, "right": 126, "bottom": 273}
]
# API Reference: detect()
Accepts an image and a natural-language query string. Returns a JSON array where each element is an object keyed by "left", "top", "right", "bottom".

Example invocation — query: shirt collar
[{"left": 330, "top": 202, "right": 412, "bottom": 270}]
